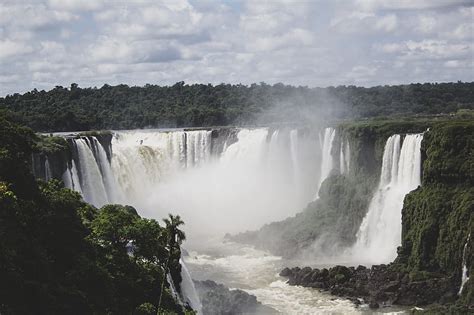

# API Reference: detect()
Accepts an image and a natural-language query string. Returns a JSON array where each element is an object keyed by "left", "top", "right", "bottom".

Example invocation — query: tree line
[{"left": 0, "top": 81, "right": 472, "bottom": 132}]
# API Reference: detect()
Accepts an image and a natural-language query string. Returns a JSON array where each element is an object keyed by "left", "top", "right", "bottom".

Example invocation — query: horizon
[
  {"left": 1, "top": 0, "right": 472, "bottom": 96},
  {"left": 2, "top": 80, "right": 473, "bottom": 98}
]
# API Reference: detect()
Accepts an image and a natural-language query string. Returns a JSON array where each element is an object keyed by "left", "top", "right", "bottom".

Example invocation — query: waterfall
[
  {"left": 179, "top": 258, "right": 202, "bottom": 314},
  {"left": 353, "top": 133, "right": 423, "bottom": 264},
  {"left": 62, "top": 160, "right": 83, "bottom": 194},
  {"left": 289, "top": 129, "right": 300, "bottom": 185},
  {"left": 70, "top": 160, "right": 83, "bottom": 193},
  {"left": 166, "top": 273, "right": 184, "bottom": 307},
  {"left": 44, "top": 127, "right": 323, "bottom": 234},
  {"left": 459, "top": 233, "right": 470, "bottom": 295},
  {"left": 339, "top": 139, "right": 350, "bottom": 174},
  {"left": 74, "top": 138, "right": 109, "bottom": 207},
  {"left": 185, "top": 130, "right": 212, "bottom": 167},
  {"left": 167, "top": 132, "right": 186, "bottom": 168},
  {"left": 91, "top": 137, "right": 122, "bottom": 203},
  {"left": 44, "top": 157, "right": 52, "bottom": 181},
  {"left": 315, "top": 127, "right": 336, "bottom": 198},
  {"left": 62, "top": 166, "right": 73, "bottom": 189}
]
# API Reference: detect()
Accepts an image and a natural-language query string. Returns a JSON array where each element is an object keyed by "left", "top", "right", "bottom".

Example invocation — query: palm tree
[
  {"left": 158, "top": 214, "right": 186, "bottom": 313},
  {"left": 163, "top": 214, "right": 186, "bottom": 249}
]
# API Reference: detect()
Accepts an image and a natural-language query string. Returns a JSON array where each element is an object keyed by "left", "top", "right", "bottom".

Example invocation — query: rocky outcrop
[
  {"left": 279, "top": 121, "right": 473, "bottom": 311},
  {"left": 280, "top": 264, "right": 458, "bottom": 309},
  {"left": 194, "top": 280, "right": 277, "bottom": 315},
  {"left": 32, "top": 135, "right": 70, "bottom": 181}
]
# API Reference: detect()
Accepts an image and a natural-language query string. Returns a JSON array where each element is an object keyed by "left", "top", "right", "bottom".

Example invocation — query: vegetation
[
  {"left": 0, "top": 81, "right": 473, "bottom": 131},
  {"left": 0, "top": 112, "right": 189, "bottom": 314},
  {"left": 396, "top": 121, "right": 473, "bottom": 306}
]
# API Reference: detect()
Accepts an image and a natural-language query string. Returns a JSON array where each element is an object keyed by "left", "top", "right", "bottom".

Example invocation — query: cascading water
[
  {"left": 62, "top": 160, "right": 83, "bottom": 194},
  {"left": 166, "top": 273, "right": 184, "bottom": 306},
  {"left": 103, "top": 127, "right": 321, "bottom": 234},
  {"left": 339, "top": 139, "right": 350, "bottom": 174},
  {"left": 91, "top": 137, "right": 122, "bottom": 203},
  {"left": 179, "top": 258, "right": 202, "bottom": 314},
  {"left": 69, "top": 160, "right": 83, "bottom": 193},
  {"left": 315, "top": 127, "right": 336, "bottom": 198},
  {"left": 44, "top": 157, "right": 52, "bottom": 181},
  {"left": 50, "top": 127, "right": 327, "bottom": 234},
  {"left": 459, "top": 233, "right": 470, "bottom": 295},
  {"left": 73, "top": 138, "right": 109, "bottom": 207},
  {"left": 289, "top": 129, "right": 299, "bottom": 182},
  {"left": 353, "top": 133, "right": 423, "bottom": 264}
]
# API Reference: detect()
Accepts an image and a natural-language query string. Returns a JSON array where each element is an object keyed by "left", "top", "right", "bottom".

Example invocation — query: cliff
[{"left": 278, "top": 120, "right": 473, "bottom": 311}]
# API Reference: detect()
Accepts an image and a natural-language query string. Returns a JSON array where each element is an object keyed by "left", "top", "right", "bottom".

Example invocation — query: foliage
[
  {"left": 0, "top": 81, "right": 473, "bottom": 131},
  {"left": 0, "top": 114, "right": 188, "bottom": 314},
  {"left": 396, "top": 120, "right": 474, "bottom": 306},
  {"left": 34, "top": 134, "right": 69, "bottom": 154}
]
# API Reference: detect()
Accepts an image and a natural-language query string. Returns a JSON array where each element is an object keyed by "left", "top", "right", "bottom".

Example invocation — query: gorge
[{"left": 29, "top": 117, "right": 473, "bottom": 314}]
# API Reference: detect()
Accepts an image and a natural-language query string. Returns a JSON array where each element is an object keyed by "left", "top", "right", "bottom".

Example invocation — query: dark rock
[
  {"left": 194, "top": 280, "right": 278, "bottom": 315},
  {"left": 280, "top": 262, "right": 461, "bottom": 310},
  {"left": 368, "top": 300, "right": 379, "bottom": 309},
  {"left": 279, "top": 267, "right": 292, "bottom": 277}
]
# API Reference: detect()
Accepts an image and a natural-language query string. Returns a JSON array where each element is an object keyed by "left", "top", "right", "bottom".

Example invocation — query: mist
[{"left": 110, "top": 126, "right": 324, "bottom": 239}]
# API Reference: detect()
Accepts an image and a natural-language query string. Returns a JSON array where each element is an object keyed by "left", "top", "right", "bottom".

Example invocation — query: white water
[
  {"left": 44, "top": 157, "right": 52, "bottom": 181},
  {"left": 74, "top": 138, "right": 109, "bottom": 207},
  {"left": 352, "top": 134, "right": 423, "bottom": 264},
  {"left": 185, "top": 239, "right": 407, "bottom": 315},
  {"left": 59, "top": 127, "right": 324, "bottom": 235},
  {"left": 62, "top": 160, "right": 83, "bottom": 194},
  {"left": 91, "top": 137, "right": 122, "bottom": 203},
  {"left": 340, "top": 138, "right": 350, "bottom": 174},
  {"left": 180, "top": 258, "right": 202, "bottom": 314},
  {"left": 315, "top": 127, "right": 336, "bottom": 198},
  {"left": 69, "top": 159, "right": 83, "bottom": 193},
  {"left": 459, "top": 233, "right": 470, "bottom": 295},
  {"left": 166, "top": 272, "right": 184, "bottom": 307},
  {"left": 104, "top": 128, "right": 321, "bottom": 235}
]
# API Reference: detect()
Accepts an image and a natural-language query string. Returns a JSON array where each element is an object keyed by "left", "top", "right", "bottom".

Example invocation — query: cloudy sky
[{"left": 0, "top": 0, "right": 472, "bottom": 95}]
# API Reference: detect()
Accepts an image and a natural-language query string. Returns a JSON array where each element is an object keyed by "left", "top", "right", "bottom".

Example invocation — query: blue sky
[{"left": 0, "top": 0, "right": 472, "bottom": 95}]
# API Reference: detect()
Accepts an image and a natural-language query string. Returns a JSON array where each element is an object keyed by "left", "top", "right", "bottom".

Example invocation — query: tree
[{"left": 163, "top": 214, "right": 186, "bottom": 249}]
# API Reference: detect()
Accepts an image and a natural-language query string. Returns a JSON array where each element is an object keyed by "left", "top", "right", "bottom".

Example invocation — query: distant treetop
[{"left": 1, "top": 81, "right": 472, "bottom": 132}]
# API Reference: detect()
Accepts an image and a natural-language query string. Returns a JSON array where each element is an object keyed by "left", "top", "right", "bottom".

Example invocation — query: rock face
[
  {"left": 280, "top": 264, "right": 458, "bottom": 309},
  {"left": 194, "top": 280, "right": 277, "bottom": 315}
]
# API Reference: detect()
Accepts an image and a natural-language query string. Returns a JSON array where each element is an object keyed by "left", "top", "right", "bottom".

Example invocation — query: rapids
[{"left": 184, "top": 239, "right": 408, "bottom": 315}]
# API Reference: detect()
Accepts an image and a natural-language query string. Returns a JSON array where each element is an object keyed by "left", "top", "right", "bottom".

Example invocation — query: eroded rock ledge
[
  {"left": 280, "top": 264, "right": 458, "bottom": 310},
  {"left": 194, "top": 280, "right": 278, "bottom": 314}
]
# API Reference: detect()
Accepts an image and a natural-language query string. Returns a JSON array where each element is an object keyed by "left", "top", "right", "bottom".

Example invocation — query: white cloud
[
  {"left": 47, "top": 0, "right": 104, "bottom": 12},
  {"left": 330, "top": 12, "right": 398, "bottom": 34},
  {"left": 375, "top": 14, "right": 398, "bottom": 32},
  {"left": 355, "top": 0, "right": 469, "bottom": 11},
  {"left": 0, "top": 39, "right": 33, "bottom": 59},
  {"left": 0, "top": 0, "right": 472, "bottom": 95}
]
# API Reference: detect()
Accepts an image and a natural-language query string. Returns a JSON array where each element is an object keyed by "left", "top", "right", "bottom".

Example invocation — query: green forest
[
  {"left": 1, "top": 81, "right": 473, "bottom": 132},
  {"left": 0, "top": 112, "right": 191, "bottom": 314}
]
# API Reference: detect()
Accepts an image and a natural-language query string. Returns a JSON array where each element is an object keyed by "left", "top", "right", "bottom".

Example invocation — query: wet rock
[
  {"left": 279, "top": 267, "right": 292, "bottom": 277},
  {"left": 280, "top": 263, "right": 459, "bottom": 310},
  {"left": 368, "top": 300, "right": 379, "bottom": 309},
  {"left": 194, "top": 280, "right": 278, "bottom": 315}
]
